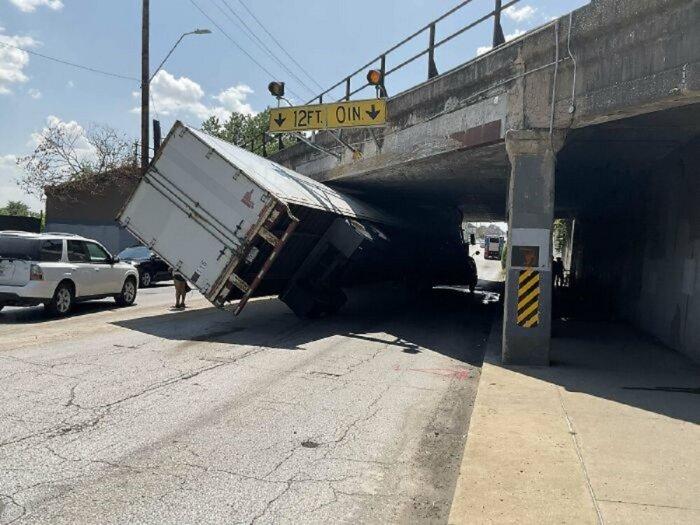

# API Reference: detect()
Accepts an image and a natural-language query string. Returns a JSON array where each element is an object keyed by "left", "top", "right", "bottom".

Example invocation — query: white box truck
[{"left": 117, "top": 121, "right": 396, "bottom": 316}]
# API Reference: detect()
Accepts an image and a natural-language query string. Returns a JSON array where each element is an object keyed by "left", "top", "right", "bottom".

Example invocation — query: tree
[
  {"left": 202, "top": 109, "right": 295, "bottom": 155},
  {"left": 16, "top": 122, "right": 135, "bottom": 198},
  {"left": 0, "top": 200, "right": 37, "bottom": 217},
  {"left": 553, "top": 219, "right": 571, "bottom": 255},
  {"left": 475, "top": 223, "right": 505, "bottom": 239}
]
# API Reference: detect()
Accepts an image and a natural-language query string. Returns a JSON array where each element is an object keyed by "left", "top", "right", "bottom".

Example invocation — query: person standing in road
[{"left": 172, "top": 270, "right": 190, "bottom": 308}]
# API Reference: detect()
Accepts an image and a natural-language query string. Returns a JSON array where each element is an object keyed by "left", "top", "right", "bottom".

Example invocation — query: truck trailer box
[{"left": 117, "top": 121, "right": 394, "bottom": 315}]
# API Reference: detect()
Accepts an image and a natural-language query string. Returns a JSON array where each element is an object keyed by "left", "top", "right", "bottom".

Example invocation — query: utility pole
[{"left": 141, "top": 0, "right": 150, "bottom": 172}]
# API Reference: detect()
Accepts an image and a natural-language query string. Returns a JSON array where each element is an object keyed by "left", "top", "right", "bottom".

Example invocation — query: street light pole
[
  {"left": 141, "top": 14, "right": 210, "bottom": 169},
  {"left": 150, "top": 29, "right": 211, "bottom": 83},
  {"left": 140, "top": 0, "right": 149, "bottom": 172}
]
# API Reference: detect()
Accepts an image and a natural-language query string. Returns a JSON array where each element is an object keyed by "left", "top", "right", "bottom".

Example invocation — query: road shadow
[
  {"left": 143, "top": 282, "right": 173, "bottom": 289},
  {"left": 495, "top": 319, "right": 700, "bottom": 424},
  {"left": 113, "top": 281, "right": 505, "bottom": 368},
  {"left": 0, "top": 299, "right": 130, "bottom": 325}
]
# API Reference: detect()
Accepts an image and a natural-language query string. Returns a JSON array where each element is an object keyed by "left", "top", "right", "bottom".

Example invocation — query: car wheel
[
  {"left": 115, "top": 277, "right": 137, "bottom": 307},
  {"left": 140, "top": 271, "right": 152, "bottom": 288},
  {"left": 47, "top": 282, "right": 73, "bottom": 316}
]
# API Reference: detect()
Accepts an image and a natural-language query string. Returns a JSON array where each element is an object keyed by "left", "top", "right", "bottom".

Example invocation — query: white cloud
[
  {"left": 0, "top": 115, "right": 101, "bottom": 211},
  {"left": 8, "top": 0, "right": 63, "bottom": 13},
  {"left": 30, "top": 115, "right": 97, "bottom": 163},
  {"left": 506, "top": 29, "right": 527, "bottom": 41},
  {"left": 504, "top": 4, "right": 536, "bottom": 22},
  {"left": 132, "top": 70, "right": 255, "bottom": 122},
  {"left": 66, "top": 80, "right": 74, "bottom": 88},
  {"left": 0, "top": 154, "right": 43, "bottom": 210},
  {"left": 475, "top": 29, "right": 527, "bottom": 56},
  {"left": 28, "top": 87, "right": 41, "bottom": 99},
  {"left": 0, "top": 29, "right": 40, "bottom": 94},
  {"left": 214, "top": 85, "right": 254, "bottom": 116}
]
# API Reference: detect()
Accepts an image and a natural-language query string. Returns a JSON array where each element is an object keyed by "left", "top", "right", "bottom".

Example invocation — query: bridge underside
[
  {"left": 321, "top": 102, "right": 700, "bottom": 365},
  {"left": 271, "top": 0, "right": 700, "bottom": 364},
  {"left": 325, "top": 103, "right": 700, "bottom": 224}
]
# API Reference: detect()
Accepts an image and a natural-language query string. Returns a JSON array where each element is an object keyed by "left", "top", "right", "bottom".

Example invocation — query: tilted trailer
[{"left": 117, "top": 121, "right": 405, "bottom": 317}]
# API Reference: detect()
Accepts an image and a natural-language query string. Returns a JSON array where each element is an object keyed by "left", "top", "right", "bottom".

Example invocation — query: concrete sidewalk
[{"left": 449, "top": 320, "right": 700, "bottom": 524}]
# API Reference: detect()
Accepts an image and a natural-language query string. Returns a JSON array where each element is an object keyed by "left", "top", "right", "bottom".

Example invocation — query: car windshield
[
  {"left": 0, "top": 236, "right": 40, "bottom": 261},
  {"left": 118, "top": 246, "right": 151, "bottom": 259}
]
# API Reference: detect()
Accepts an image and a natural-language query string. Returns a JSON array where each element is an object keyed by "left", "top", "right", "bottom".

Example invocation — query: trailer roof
[{"left": 182, "top": 123, "right": 395, "bottom": 225}]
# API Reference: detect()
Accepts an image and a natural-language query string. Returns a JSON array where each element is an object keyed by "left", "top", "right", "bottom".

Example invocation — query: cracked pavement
[{"left": 0, "top": 265, "right": 502, "bottom": 524}]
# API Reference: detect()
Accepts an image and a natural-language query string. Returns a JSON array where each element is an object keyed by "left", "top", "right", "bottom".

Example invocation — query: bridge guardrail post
[
  {"left": 380, "top": 54, "right": 387, "bottom": 97},
  {"left": 493, "top": 0, "right": 505, "bottom": 47},
  {"left": 428, "top": 23, "right": 438, "bottom": 79}
]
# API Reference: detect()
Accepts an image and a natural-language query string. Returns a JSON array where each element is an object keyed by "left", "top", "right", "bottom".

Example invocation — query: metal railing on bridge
[{"left": 248, "top": 0, "right": 525, "bottom": 158}]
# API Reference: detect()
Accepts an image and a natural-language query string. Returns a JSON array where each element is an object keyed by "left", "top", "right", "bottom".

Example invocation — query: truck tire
[
  {"left": 115, "top": 277, "right": 137, "bottom": 307},
  {"left": 46, "top": 282, "right": 74, "bottom": 316}
]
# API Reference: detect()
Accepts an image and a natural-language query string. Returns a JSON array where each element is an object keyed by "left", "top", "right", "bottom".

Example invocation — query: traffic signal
[
  {"left": 268, "top": 81, "right": 285, "bottom": 98},
  {"left": 366, "top": 69, "right": 387, "bottom": 97},
  {"left": 366, "top": 69, "right": 383, "bottom": 86}
]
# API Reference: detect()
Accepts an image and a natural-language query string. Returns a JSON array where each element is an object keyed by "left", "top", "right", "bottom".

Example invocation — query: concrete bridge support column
[{"left": 502, "top": 130, "right": 564, "bottom": 365}]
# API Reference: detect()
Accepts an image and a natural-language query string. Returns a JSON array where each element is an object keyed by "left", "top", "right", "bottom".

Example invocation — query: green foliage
[
  {"left": 553, "top": 219, "right": 571, "bottom": 254},
  {"left": 0, "top": 200, "right": 40, "bottom": 218},
  {"left": 202, "top": 109, "right": 295, "bottom": 155}
]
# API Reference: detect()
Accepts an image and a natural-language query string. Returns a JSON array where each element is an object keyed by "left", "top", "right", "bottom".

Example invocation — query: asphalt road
[{"left": 0, "top": 261, "right": 503, "bottom": 524}]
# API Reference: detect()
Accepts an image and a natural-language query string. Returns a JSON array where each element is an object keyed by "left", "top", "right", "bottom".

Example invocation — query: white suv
[{"left": 0, "top": 232, "right": 139, "bottom": 316}]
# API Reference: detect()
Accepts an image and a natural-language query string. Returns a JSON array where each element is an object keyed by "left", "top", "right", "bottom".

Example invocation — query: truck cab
[{"left": 484, "top": 236, "right": 504, "bottom": 260}]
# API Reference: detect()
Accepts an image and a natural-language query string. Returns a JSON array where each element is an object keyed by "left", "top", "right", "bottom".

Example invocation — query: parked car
[
  {"left": 0, "top": 231, "right": 139, "bottom": 316},
  {"left": 117, "top": 245, "right": 171, "bottom": 287}
]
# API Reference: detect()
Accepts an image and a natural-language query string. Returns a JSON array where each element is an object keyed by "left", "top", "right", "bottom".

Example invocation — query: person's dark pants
[{"left": 174, "top": 279, "right": 188, "bottom": 306}]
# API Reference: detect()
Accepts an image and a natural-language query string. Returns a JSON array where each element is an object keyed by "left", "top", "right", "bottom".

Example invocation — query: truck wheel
[
  {"left": 46, "top": 282, "right": 73, "bottom": 316},
  {"left": 140, "top": 271, "right": 152, "bottom": 287},
  {"left": 115, "top": 277, "right": 137, "bottom": 307}
]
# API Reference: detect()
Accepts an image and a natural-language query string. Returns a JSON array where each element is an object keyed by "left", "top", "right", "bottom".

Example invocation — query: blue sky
[{"left": 0, "top": 0, "right": 589, "bottom": 211}]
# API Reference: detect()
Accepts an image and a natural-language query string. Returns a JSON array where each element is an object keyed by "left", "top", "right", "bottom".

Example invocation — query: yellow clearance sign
[{"left": 269, "top": 99, "right": 387, "bottom": 133}]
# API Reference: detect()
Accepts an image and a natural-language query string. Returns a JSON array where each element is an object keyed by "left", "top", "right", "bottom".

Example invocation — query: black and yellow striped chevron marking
[{"left": 517, "top": 268, "right": 540, "bottom": 328}]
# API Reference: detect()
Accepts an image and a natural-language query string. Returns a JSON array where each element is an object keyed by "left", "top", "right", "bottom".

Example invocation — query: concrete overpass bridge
[{"left": 271, "top": 0, "right": 700, "bottom": 365}]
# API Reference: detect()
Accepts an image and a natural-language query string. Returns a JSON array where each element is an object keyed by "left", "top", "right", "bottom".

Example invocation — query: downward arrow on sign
[
  {"left": 274, "top": 114, "right": 286, "bottom": 126},
  {"left": 365, "top": 104, "right": 381, "bottom": 120}
]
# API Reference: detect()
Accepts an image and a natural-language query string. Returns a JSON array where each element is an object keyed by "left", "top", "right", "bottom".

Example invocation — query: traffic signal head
[
  {"left": 268, "top": 81, "right": 285, "bottom": 98},
  {"left": 366, "top": 69, "right": 383, "bottom": 86}
]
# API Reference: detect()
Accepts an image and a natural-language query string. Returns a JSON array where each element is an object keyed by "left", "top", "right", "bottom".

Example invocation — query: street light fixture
[
  {"left": 149, "top": 28, "right": 211, "bottom": 82},
  {"left": 145, "top": 28, "right": 210, "bottom": 156}
]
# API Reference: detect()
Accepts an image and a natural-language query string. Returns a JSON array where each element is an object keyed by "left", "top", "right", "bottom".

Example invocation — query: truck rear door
[{"left": 118, "top": 126, "right": 272, "bottom": 300}]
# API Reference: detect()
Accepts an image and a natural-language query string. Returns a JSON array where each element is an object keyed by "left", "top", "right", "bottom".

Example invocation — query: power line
[
  {"left": 188, "top": 0, "right": 304, "bottom": 101},
  {"left": 236, "top": 0, "right": 324, "bottom": 92},
  {"left": 0, "top": 40, "right": 139, "bottom": 82},
  {"left": 217, "top": 0, "right": 316, "bottom": 97}
]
